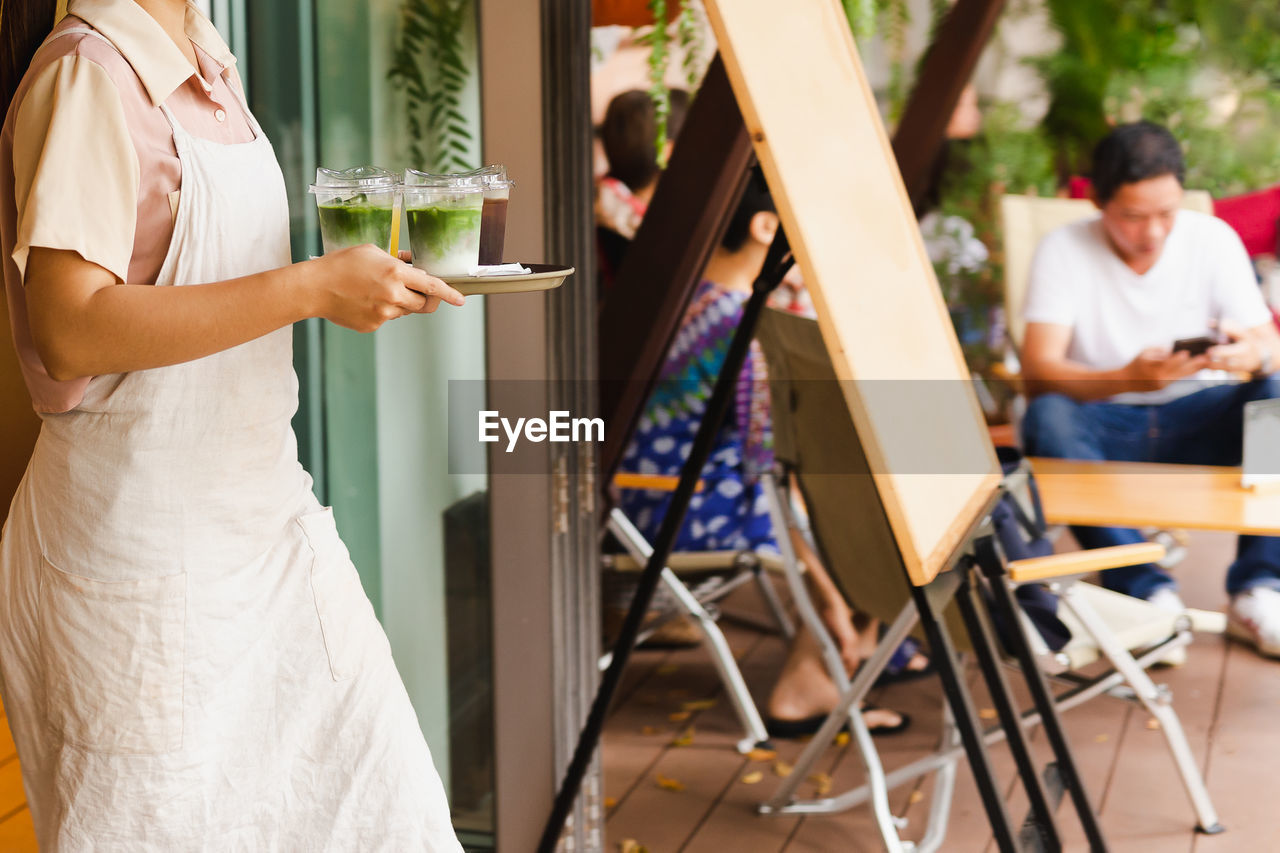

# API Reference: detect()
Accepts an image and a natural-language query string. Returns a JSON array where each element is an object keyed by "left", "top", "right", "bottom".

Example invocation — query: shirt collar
[{"left": 66, "top": 0, "right": 237, "bottom": 107}]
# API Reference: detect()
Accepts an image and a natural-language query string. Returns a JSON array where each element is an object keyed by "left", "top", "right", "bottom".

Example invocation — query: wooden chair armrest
[
  {"left": 988, "top": 361, "right": 1024, "bottom": 394},
  {"left": 1007, "top": 543, "right": 1166, "bottom": 584},
  {"left": 613, "top": 473, "right": 705, "bottom": 492}
]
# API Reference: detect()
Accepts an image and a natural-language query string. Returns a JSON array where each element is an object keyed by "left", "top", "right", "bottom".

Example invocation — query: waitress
[{"left": 0, "top": 0, "right": 464, "bottom": 849}]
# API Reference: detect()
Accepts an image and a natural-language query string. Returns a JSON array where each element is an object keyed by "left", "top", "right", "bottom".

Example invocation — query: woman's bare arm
[{"left": 24, "top": 244, "right": 463, "bottom": 381}]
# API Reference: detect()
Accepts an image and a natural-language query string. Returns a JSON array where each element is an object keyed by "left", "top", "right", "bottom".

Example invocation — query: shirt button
[{"left": 214, "top": 108, "right": 226, "bottom": 123}]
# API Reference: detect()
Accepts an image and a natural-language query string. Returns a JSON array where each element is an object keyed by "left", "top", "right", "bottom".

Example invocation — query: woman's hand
[{"left": 307, "top": 245, "right": 465, "bottom": 333}]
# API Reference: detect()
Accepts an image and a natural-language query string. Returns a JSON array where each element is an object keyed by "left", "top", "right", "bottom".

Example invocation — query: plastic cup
[
  {"left": 461, "top": 165, "right": 515, "bottom": 265},
  {"left": 403, "top": 177, "right": 485, "bottom": 276},
  {"left": 309, "top": 166, "right": 400, "bottom": 254}
]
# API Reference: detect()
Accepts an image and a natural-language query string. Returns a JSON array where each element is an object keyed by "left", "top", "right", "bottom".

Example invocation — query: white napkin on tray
[{"left": 468, "top": 263, "right": 531, "bottom": 276}]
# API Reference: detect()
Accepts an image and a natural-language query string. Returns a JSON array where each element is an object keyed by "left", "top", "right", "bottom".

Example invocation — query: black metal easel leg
[
  {"left": 912, "top": 572, "right": 1022, "bottom": 853},
  {"left": 536, "top": 229, "right": 794, "bottom": 853},
  {"left": 953, "top": 558, "right": 1062, "bottom": 853},
  {"left": 974, "top": 536, "right": 1109, "bottom": 852}
]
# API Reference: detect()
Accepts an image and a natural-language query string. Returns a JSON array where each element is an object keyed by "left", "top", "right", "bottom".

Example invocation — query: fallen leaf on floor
[
  {"left": 909, "top": 790, "right": 925, "bottom": 805},
  {"left": 670, "top": 727, "right": 695, "bottom": 747},
  {"left": 834, "top": 732, "right": 851, "bottom": 747},
  {"left": 773, "top": 760, "right": 794, "bottom": 778},
  {"left": 655, "top": 774, "right": 685, "bottom": 792},
  {"left": 656, "top": 664, "right": 679, "bottom": 676},
  {"left": 619, "top": 839, "right": 650, "bottom": 853},
  {"left": 746, "top": 747, "right": 777, "bottom": 762},
  {"left": 640, "top": 726, "right": 660, "bottom": 736},
  {"left": 668, "top": 710, "right": 692, "bottom": 723},
  {"left": 978, "top": 707, "right": 998, "bottom": 721},
  {"left": 1146, "top": 718, "right": 1161, "bottom": 731},
  {"left": 681, "top": 699, "right": 717, "bottom": 712},
  {"left": 741, "top": 771, "right": 764, "bottom": 785},
  {"left": 604, "top": 797, "right": 618, "bottom": 810},
  {"left": 1094, "top": 733, "right": 1109, "bottom": 744},
  {"left": 808, "top": 772, "right": 833, "bottom": 796}
]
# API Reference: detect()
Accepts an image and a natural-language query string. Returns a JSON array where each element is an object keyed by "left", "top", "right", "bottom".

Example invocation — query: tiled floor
[{"left": 603, "top": 531, "right": 1280, "bottom": 852}]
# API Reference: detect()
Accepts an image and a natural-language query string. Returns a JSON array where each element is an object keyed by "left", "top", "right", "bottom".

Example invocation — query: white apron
[{"left": 0, "top": 29, "right": 461, "bottom": 852}]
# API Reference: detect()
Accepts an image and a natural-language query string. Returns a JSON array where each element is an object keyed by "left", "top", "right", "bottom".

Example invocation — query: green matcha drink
[
  {"left": 404, "top": 187, "right": 484, "bottom": 276},
  {"left": 317, "top": 198, "right": 395, "bottom": 253},
  {"left": 309, "top": 166, "right": 401, "bottom": 254}
]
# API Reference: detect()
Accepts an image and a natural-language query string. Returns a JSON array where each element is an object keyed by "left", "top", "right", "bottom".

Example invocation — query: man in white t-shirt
[{"left": 1021, "top": 121, "right": 1280, "bottom": 660}]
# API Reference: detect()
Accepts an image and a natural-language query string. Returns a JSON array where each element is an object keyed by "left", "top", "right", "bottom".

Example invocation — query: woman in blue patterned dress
[{"left": 617, "top": 177, "right": 918, "bottom": 736}]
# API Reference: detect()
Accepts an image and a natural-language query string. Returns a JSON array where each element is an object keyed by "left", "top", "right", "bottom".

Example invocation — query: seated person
[
  {"left": 595, "top": 88, "right": 690, "bottom": 300},
  {"left": 618, "top": 176, "right": 921, "bottom": 737},
  {"left": 1020, "top": 120, "right": 1280, "bottom": 659}
]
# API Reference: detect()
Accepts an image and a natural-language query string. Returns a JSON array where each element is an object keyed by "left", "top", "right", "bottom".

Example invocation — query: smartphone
[{"left": 1172, "top": 335, "right": 1219, "bottom": 357}]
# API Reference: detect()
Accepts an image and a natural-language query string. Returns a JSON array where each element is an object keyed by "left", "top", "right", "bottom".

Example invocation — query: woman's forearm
[
  {"left": 26, "top": 247, "right": 315, "bottom": 380},
  {"left": 24, "top": 245, "right": 457, "bottom": 381}
]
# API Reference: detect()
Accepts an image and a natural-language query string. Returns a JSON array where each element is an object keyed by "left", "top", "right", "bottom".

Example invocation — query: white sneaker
[
  {"left": 1228, "top": 588, "right": 1280, "bottom": 659},
  {"left": 1145, "top": 588, "right": 1189, "bottom": 666},
  {"left": 1145, "top": 587, "right": 1187, "bottom": 615}
]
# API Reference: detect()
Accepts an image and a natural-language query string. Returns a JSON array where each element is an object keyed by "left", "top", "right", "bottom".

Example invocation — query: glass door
[{"left": 230, "top": 2, "right": 497, "bottom": 847}]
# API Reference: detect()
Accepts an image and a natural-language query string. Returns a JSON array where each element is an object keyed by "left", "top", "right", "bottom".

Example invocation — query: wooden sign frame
[{"left": 703, "top": 0, "right": 1002, "bottom": 586}]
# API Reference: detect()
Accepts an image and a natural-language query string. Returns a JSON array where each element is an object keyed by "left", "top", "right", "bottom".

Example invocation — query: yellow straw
[{"left": 388, "top": 193, "right": 402, "bottom": 257}]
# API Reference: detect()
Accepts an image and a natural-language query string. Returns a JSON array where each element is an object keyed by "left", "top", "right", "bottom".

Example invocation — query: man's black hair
[
  {"left": 1091, "top": 121, "right": 1186, "bottom": 204},
  {"left": 721, "top": 167, "right": 775, "bottom": 252}
]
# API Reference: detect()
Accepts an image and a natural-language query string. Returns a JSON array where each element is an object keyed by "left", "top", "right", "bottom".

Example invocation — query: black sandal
[{"left": 764, "top": 704, "right": 911, "bottom": 739}]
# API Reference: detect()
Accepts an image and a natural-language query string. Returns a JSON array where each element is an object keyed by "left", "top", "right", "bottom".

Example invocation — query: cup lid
[
  {"left": 462, "top": 163, "right": 515, "bottom": 189},
  {"left": 403, "top": 169, "right": 488, "bottom": 190},
  {"left": 310, "top": 166, "right": 399, "bottom": 193}
]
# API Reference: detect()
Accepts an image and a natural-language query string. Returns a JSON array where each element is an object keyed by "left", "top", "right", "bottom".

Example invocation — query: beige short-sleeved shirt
[{"left": 1, "top": 0, "right": 256, "bottom": 413}]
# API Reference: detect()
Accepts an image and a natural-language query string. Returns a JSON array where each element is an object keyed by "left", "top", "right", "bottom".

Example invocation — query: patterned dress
[{"left": 619, "top": 280, "right": 777, "bottom": 553}]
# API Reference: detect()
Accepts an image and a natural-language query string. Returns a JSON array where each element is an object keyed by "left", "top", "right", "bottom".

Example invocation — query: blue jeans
[{"left": 1022, "top": 379, "right": 1280, "bottom": 599}]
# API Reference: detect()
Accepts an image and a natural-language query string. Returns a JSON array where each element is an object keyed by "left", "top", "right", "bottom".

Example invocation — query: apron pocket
[
  {"left": 297, "top": 507, "right": 377, "bottom": 681},
  {"left": 38, "top": 556, "right": 186, "bottom": 754}
]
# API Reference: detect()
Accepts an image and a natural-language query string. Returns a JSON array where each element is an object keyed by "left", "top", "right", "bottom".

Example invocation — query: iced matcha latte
[
  {"left": 317, "top": 197, "right": 395, "bottom": 254},
  {"left": 309, "top": 166, "right": 400, "bottom": 254},
  {"left": 403, "top": 175, "right": 485, "bottom": 276}
]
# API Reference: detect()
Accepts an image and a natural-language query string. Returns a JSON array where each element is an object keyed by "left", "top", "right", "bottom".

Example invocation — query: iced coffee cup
[
  {"left": 309, "top": 166, "right": 400, "bottom": 254},
  {"left": 461, "top": 164, "right": 515, "bottom": 265},
  {"left": 403, "top": 170, "right": 485, "bottom": 277}
]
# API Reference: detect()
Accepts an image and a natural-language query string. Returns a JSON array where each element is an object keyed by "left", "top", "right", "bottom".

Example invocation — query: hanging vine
[
  {"left": 638, "top": 0, "right": 912, "bottom": 166},
  {"left": 388, "top": 0, "right": 475, "bottom": 172},
  {"left": 842, "top": 0, "right": 877, "bottom": 39},
  {"left": 676, "top": 0, "right": 704, "bottom": 88}
]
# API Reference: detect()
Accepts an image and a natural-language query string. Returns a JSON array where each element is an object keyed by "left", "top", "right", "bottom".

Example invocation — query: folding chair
[
  {"left": 600, "top": 473, "right": 798, "bottom": 753},
  {"left": 752, "top": 307, "right": 1227, "bottom": 850}
]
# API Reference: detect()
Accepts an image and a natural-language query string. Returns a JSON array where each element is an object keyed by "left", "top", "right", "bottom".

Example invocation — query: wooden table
[{"left": 1030, "top": 457, "right": 1280, "bottom": 536}]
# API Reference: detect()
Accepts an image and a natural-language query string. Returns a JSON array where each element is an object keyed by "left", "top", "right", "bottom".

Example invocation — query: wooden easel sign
[{"left": 703, "top": 0, "right": 1002, "bottom": 585}]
